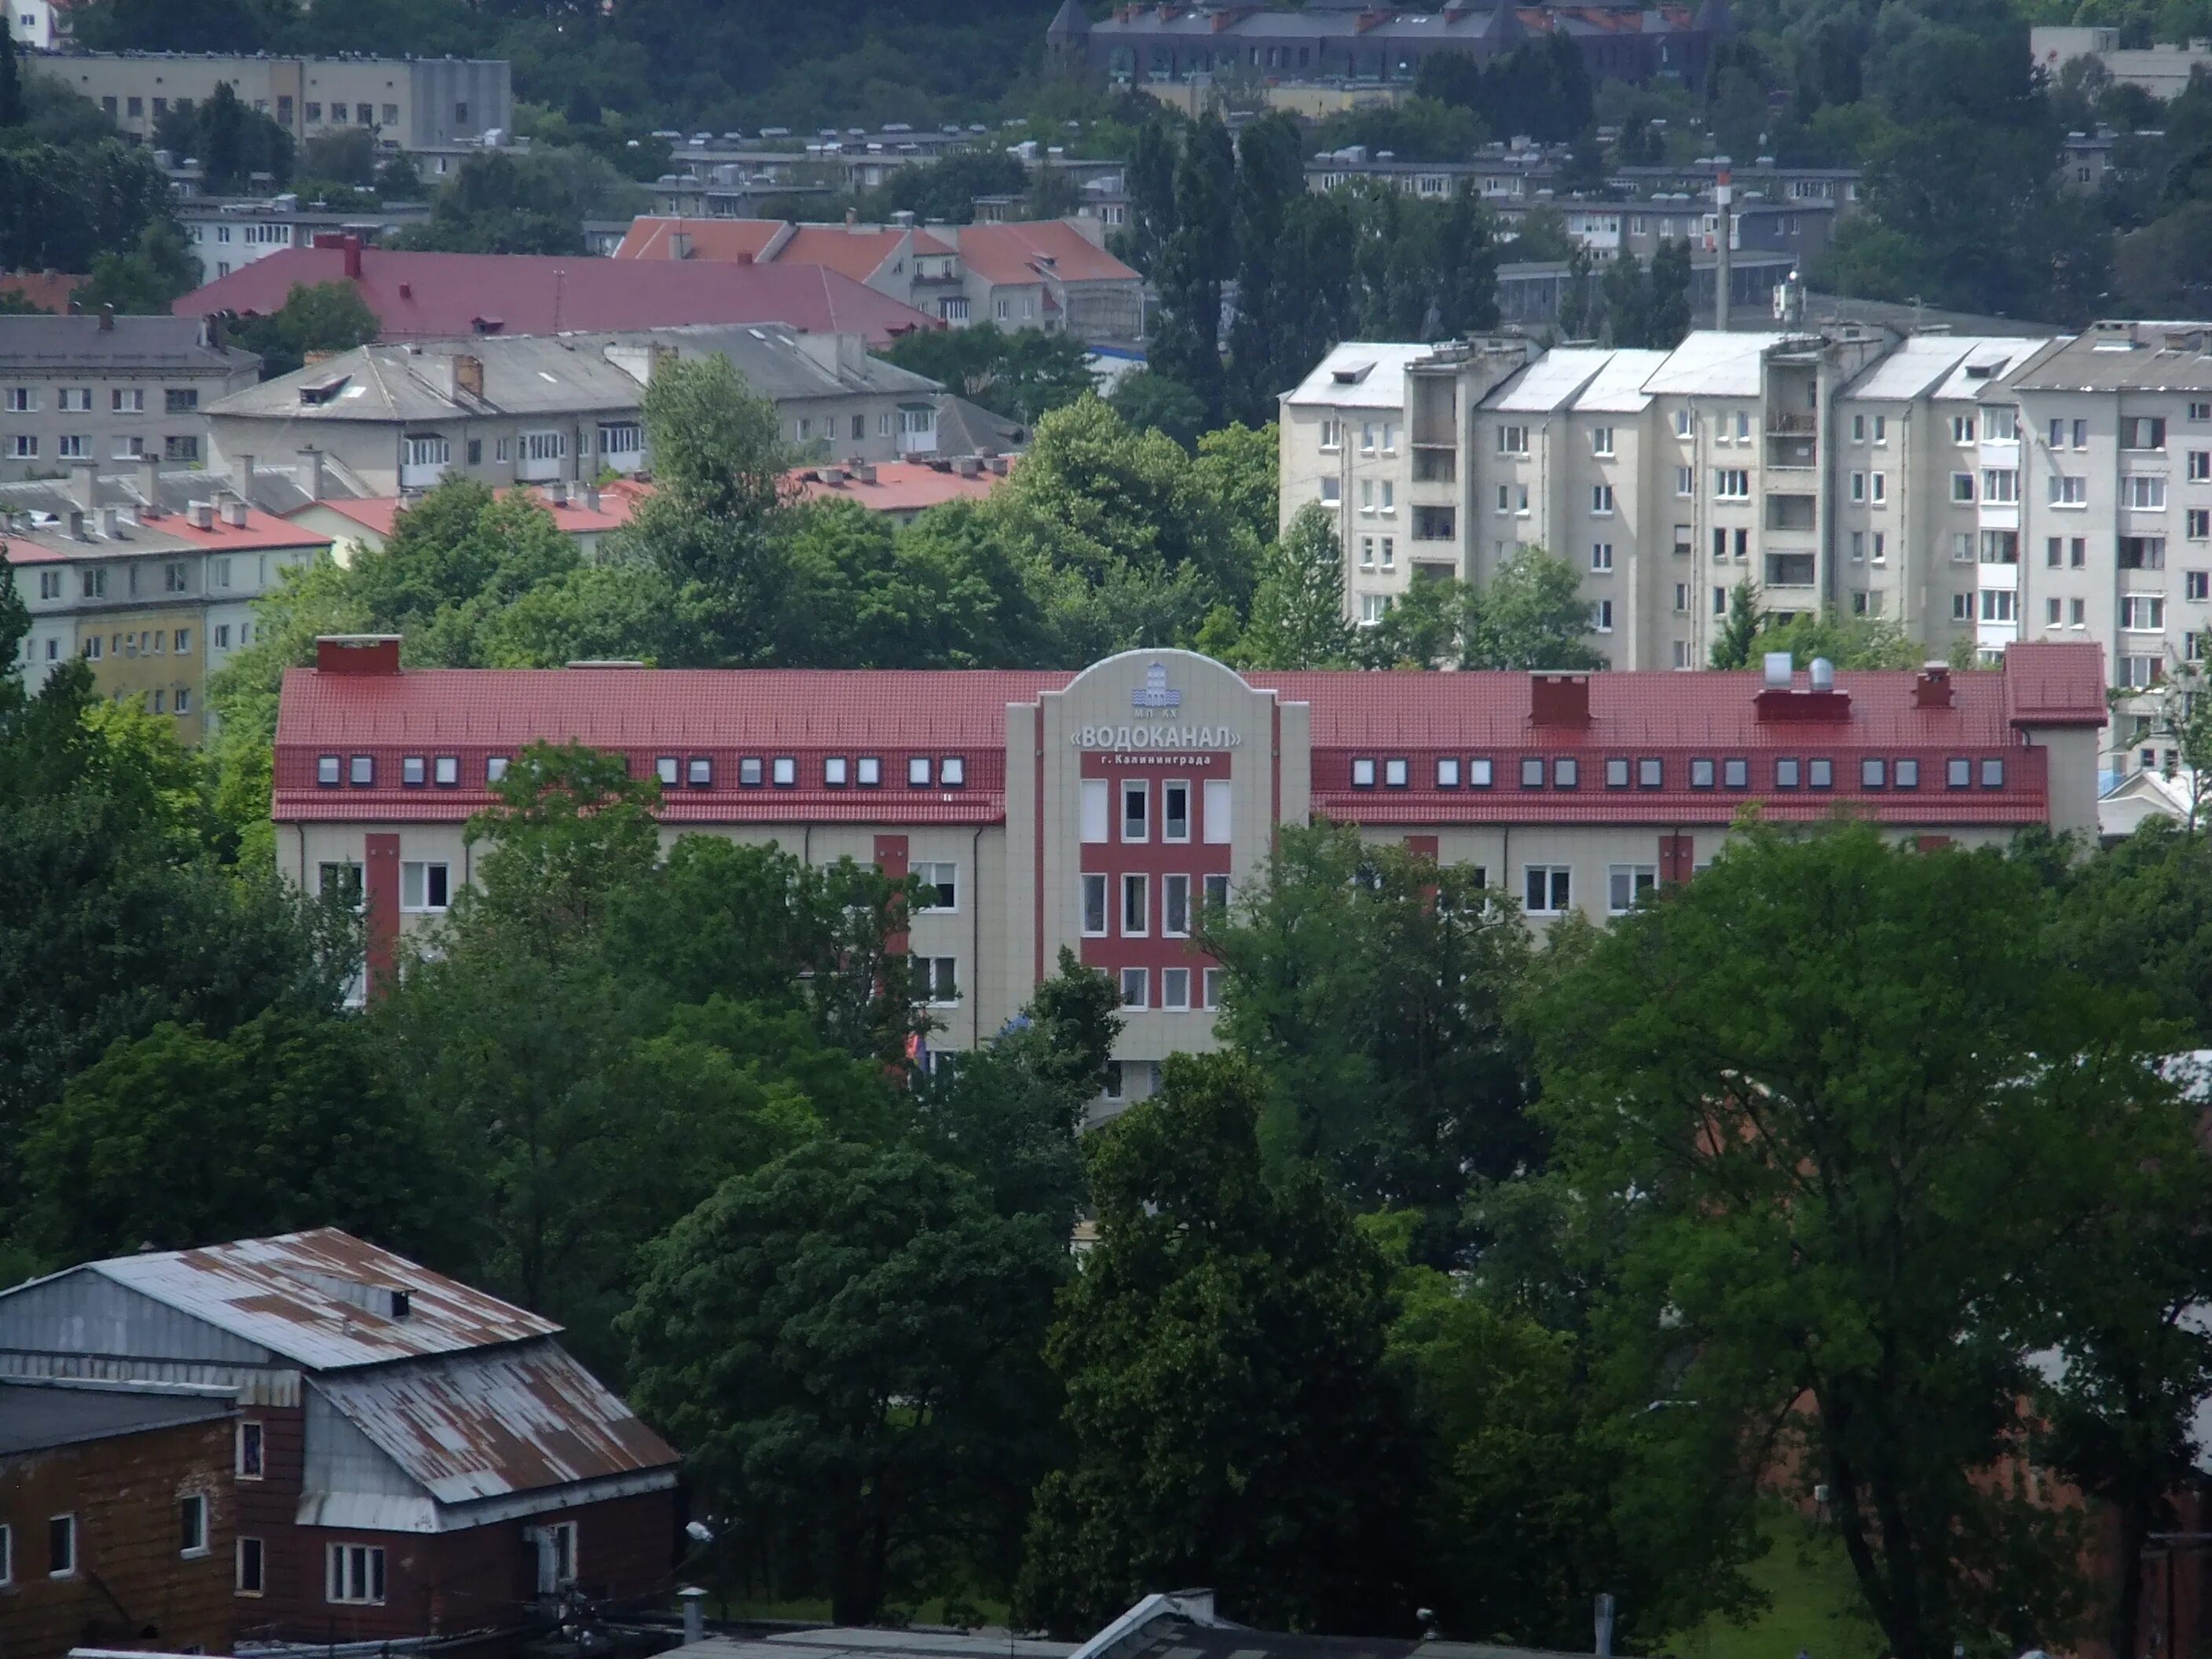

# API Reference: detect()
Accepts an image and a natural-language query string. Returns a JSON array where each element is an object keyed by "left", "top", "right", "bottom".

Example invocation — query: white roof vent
[
  {"left": 1810, "top": 657, "right": 1836, "bottom": 690},
  {"left": 1763, "top": 650, "right": 1793, "bottom": 688}
]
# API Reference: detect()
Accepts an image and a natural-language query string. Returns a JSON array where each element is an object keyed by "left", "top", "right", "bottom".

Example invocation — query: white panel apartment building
[
  {"left": 1279, "top": 322, "right": 2212, "bottom": 775},
  {"left": 1968, "top": 322, "right": 2212, "bottom": 770}
]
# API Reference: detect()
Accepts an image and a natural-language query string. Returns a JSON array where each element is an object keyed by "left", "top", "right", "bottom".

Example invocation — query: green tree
[
  {"left": 17, "top": 1010, "right": 452, "bottom": 1265},
  {"left": 1104, "top": 367, "right": 1207, "bottom": 449},
  {"left": 394, "top": 148, "right": 645, "bottom": 255},
  {"left": 75, "top": 221, "right": 202, "bottom": 314},
  {"left": 155, "top": 80, "right": 295, "bottom": 194},
  {"left": 916, "top": 947, "right": 1120, "bottom": 1236},
  {"left": 1528, "top": 825, "right": 2199, "bottom": 1659},
  {"left": 879, "top": 323, "right": 1098, "bottom": 424},
  {"left": 1753, "top": 606, "right": 1925, "bottom": 669},
  {"left": 624, "top": 1137, "right": 1069, "bottom": 1623},
  {"left": 1708, "top": 578, "right": 1761, "bottom": 668},
  {"left": 1203, "top": 823, "right": 1535, "bottom": 1257},
  {"left": 1466, "top": 545, "right": 1606, "bottom": 669},
  {"left": 1646, "top": 236, "right": 1694, "bottom": 347},
  {"left": 1148, "top": 114, "right": 1235, "bottom": 423},
  {"left": 613, "top": 353, "right": 793, "bottom": 662},
  {"left": 1236, "top": 504, "right": 1354, "bottom": 670},
  {"left": 1015, "top": 1053, "right": 1423, "bottom": 1635},
  {"left": 228, "top": 280, "right": 382, "bottom": 379},
  {"left": 2045, "top": 819, "right": 2212, "bottom": 1041},
  {"left": 0, "top": 21, "right": 24, "bottom": 130}
]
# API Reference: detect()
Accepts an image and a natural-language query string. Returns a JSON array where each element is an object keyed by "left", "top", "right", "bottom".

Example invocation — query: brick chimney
[
  {"left": 1913, "top": 663, "right": 1954, "bottom": 709},
  {"left": 1529, "top": 672, "right": 1591, "bottom": 727},
  {"left": 316, "top": 635, "right": 403, "bottom": 675},
  {"left": 453, "top": 353, "right": 484, "bottom": 401}
]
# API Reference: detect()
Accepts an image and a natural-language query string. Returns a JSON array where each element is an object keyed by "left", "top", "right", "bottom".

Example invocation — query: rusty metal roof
[
  {"left": 312, "top": 1339, "right": 677, "bottom": 1505},
  {"left": 93, "top": 1229, "right": 559, "bottom": 1371}
]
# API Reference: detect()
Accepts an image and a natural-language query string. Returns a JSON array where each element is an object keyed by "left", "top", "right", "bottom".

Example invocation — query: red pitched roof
[
  {"left": 0, "top": 271, "right": 85, "bottom": 313},
  {"left": 176, "top": 244, "right": 941, "bottom": 347},
  {"left": 612, "top": 218, "right": 786, "bottom": 262},
  {"left": 953, "top": 221, "right": 1141, "bottom": 287},
  {"left": 160, "top": 505, "right": 333, "bottom": 553},
  {"left": 778, "top": 225, "right": 913, "bottom": 284},
  {"left": 788, "top": 460, "right": 1008, "bottom": 513},
  {"left": 273, "top": 651, "right": 2102, "bottom": 830}
]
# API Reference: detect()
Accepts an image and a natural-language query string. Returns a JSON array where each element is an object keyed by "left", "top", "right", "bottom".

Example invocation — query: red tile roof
[
  {"left": 788, "top": 460, "right": 1008, "bottom": 513},
  {"left": 176, "top": 244, "right": 941, "bottom": 347},
  {"left": 306, "top": 481, "right": 652, "bottom": 540},
  {"left": 0, "top": 271, "right": 85, "bottom": 313},
  {"left": 273, "top": 649, "right": 2102, "bottom": 830},
  {"left": 613, "top": 218, "right": 786, "bottom": 262},
  {"left": 953, "top": 221, "right": 1139, "bottom": 287},
  {"left": 778, "top": 225, "right": 913, "bottom": 284},
  {"left": 160, "top": 504, "right": 334, "bottom": 553}
]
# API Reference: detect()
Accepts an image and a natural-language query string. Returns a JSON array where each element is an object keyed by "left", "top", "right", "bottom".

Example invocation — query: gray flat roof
[{"left": 0, "top": 1381, "right": 232, "bottom": 1456}]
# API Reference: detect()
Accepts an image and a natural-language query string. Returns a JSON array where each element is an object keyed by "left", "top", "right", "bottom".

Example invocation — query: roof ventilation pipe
[
  {"left": 1763, "top": 650, "right": 1793, "bottom": 688},
  {"left": 1809, "top": 657, "right": 1835, "bottom": 690}
]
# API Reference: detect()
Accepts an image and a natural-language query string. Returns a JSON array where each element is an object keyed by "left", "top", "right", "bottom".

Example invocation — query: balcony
[
  {"left": 1766, "top": 432, "right": 1818, "bottom": 470},
  {"left": 1765, "top": 493, "right": 1816, "bottom": 532},
  {"left": 1766, "top": 552, "right": 1817, "bottom": 588},
  {"left": 1412, "top": 447, "right": 1456, "bottom": 484},
  {"left": 1767, "top": 412, "right": 1817, "bottom": 434}
]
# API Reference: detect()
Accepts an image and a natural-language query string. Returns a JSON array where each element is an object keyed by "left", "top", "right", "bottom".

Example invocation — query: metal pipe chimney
[{"left": 1714, "top": 159, "right": 1733, "bottom": 333}]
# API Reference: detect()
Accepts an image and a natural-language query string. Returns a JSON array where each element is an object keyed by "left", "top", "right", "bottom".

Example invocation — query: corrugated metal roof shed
[
  {"left": 90, "top": 1229, "right": 559, "bottom": 1371},
  {"left": 311, "top": 1339, "right": 676, "bottom": 1504}
]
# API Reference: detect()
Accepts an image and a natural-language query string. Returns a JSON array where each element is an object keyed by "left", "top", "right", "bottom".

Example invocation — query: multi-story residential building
[
  {"left": 32, "top": 52, "right": 511, "bottom": 152},
  {"left": 0, "top": 1229, "right": 679, "bottom": 1645},
  {"left": 178, "top": 195, "right": 431, "bottom": 281},
  {"left": 1966, "top": 321, "right": 2212, "bottom": 770},
  {"left": 3, "top": 458, "right": 335, "bottom": 738},
  {"left": 202, "top": 325, "right": 950, "bottom": 498},
  {"left": 5, "top": 0, "right": 66, "bottom": 49},
  {"left": 1830, "top": 333, "right": 2053, "bottom": 646},
  {"left": 289, "top": 478, "right": 653, "bottom": 566},
  {"left": 1284, "top": 327, "right": 1895, "bottom": 667},
  {"left": 611, "top": 215, "right": 1146, "bottom": 342},
  {"left": 1047, "top": 0, "right": 1730, "bottom": 91},
  {"left": 1490, "top": 195, "right": 1835, "bottom": 269},
  {"left": 0, "top": 310, "right": 260, "bottom": 482},
  {"left": 1, "top": 1380, "right": 238, "bottom": 1659},
  {"left": 273, "top": 639, "right": 2105, "bottom": 1107}
]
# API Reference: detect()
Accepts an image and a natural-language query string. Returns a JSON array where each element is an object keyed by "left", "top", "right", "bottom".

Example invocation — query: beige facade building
[
  {"left": 0, "top": 313, "right": 259, "bottom": 484},
  {"left": 4, "top": 461, "right": 331, "bottom": 742},
  {"left": 275, "top": 640, "right": 2104, "bottom": 1108}
]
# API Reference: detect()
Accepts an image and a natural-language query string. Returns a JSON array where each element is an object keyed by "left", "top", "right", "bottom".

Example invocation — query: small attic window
[
  {"left": 1331, "top": 361, "right": 1374, "bottom": 384},
  {"left": 298, "top": 375, "right": 349, "bottom": 406},
  {"left": 1964, "top": 363, "right": 1995, "bottom": 379}
]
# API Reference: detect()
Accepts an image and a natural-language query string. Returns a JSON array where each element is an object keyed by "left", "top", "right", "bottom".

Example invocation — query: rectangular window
[
  {"left": 907, "top": 755, "right": 932, "bottom": 787},
  {"left": 914, "top": 862, "right": 958, "bottom": 910},
  {"left": 238, "top": 1421, "right": 264, "bottom": 1479},
  {"left": 399, "top": 862, "right": 450, "bottom": 912},
  {"left": 1119, "top": 968, "right": 1147, "bottom": 1009},
  {"left": 1895, "top": 759, "right": 1920, "bottom": 788},
  {"left": 1981, "top": 469, "right": 2017, "bottom": 504},
  {"left": 181, "top": 1495, "right": 209, "bottom": 1558},
  {"left": 1082, "top": 873, "right": 1108, "bottom": 936},
  {"left": 1122, "top": 873, "right": 1148, "bottom": 936},
  {"left": 1471, "top": 758, "right": 1494, "bottom": 787},
  {"left": 402, "top": 756, "right": 427, "bottom": 786},
  {"left": 1203, "top": 873, "right": 1230, "bottom": 918},
  {"left": 1203, "top": 967, "right": 1223, "bottom": 1010},
  {"left": 1591, "top": 542, "right": 1613, "bottom": 572},
  {"left": 49, "top": 1515, "right": 75, "bottom": 1577},
  {"left": 1591, "top": 599, "right": 1613, "bottom": 632},
  {"left": 1675, "top": 466, "right": 1694, "bottom": 496},
  {"left": 1521, "top": 756, "right": 1545, "bottom": 788},
  {"left": 1809, "top": 759, "right": 1833, "bottom": 789},
  {"left": 2122, "top": 416, "right": 2168, "bottom": 451},
  {"left": 1592, "top": 426, "right": 1615, "bottom": 456},
  {"left": 1161, "top": 966, "right": 1192, "bottom": 1011},
  {"left": 1203, "top": 778, "right": 1230, "bottom": 843},
  {"left": 2122, "top": 595, "right": 2166, "bottom": 631},
  {"left": 1121, "top": 781, "right": 1148, "bottom": 842},
  {"left": 328, "top": 1544, "right": 386, "bottom": 1605},
  {"left": 1079, "top": 778, "right": 1109, "bottom": 843},
  {"left": 1775, "top": 757, "right": 1801, "bottom": 787},
  {"left": 1591, "top": 484, "right": 1614, "bottom": 515},
  {"left": 1496, "top": 424, "right": 1529, "bottom": 456},
  {"left": 1714, "top": 468, "right": 1749, "bottom": 499},
  {"left": 1523, "top": 866, "right": 1571, "bottom": 915},
  {"left": 1951, "top": 472, "right": 1975, "bottom": 504},
  {"left": 1162, "top": 780, "right": 1190, "bottom": 842},
  {"left": 914, "top": 956, "right": 958, "bottom": 1004},
  {"left": 1163, "top": 873, "right": 1191, "bottom": 937},
  {"left": 2192, "top": 510, "right": 2211, "bottom": 539},
  {"left": 1951, "top": 415, "right": 1976, "bottom": 445},
  {"left": 2126, "top": 474, "right": 2168, "bottom": 511},
  {"left": 2049, "top": 474, "right": 2087, "bottom": 506},
  {"left": 1872, "top": 472, "right": 1888, "bottom": 504},
  {"left": 1608, "top": 864, "right": 1657, "bottom": 914}
]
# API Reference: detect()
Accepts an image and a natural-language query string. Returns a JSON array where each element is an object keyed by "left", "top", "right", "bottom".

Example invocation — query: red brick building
[
  {"left": 0, "top": 1382, "right": 237, "bottom": 1659},
  {"left": 0, "top": 1232, "right": 679, "bottom": 1645}
]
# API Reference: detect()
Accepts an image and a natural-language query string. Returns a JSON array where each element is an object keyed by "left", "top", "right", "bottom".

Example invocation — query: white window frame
[
  {"left": 181, "top": 1493, "right": 210, "bottom": 1558},
  {"left": 1121, "top": 872, "right": 1148, "bottom": 937},
  {"left": 399, "top": 861, "right": 451, "bottom": 913},
  {"left": 1120, "top": 779, "right": 1148, "bottom": 843},
  {"left": 914, "top": 861, "right": 958, "bottom": 912},
  {"left": 1162, "top": 778, "right": 1191, "bottom": 843},
  {"left": 237, "top": 1419, "right": 264, "bottom": 1480},
  {"left": 49, "top": 1514, "right": 75, "bottom": 1579},
  {"left": 327, "top": 1542, "right": 386, "bottom": 1605},
  {"left": 1523, "top": 865, "right": 1571, "bottom": 916},
  {"left": 1079, "top": 777, "right": 1109, "bottom": 843},
  {"left": 1119, "top": 967, "right": 1148, "bottom": 1009},
  {"left": 1163, "top": 872, "right": 1191, "bottom": 939},
  {"left": 1607, "top": 864, "right": 1657, "bottom": 914},
  {"left": 1081, "top": 872, "right": 1108, "bottom": 937}
]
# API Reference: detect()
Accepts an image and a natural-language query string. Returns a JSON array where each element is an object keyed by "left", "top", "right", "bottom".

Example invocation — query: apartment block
[
  {"left": 3, "top": 460, "right": 333, "bottom": 741},
  {"left": 1967, "top": 322, "right": 2212, "bottom": 768},
  {"left": 0, "top": 312, "right": 260, "bottom": 483},
  {"left": 35, "top": 53, "right": 511, "bottom": 152},
  {"left": 203, "top": 325, "right": 948, "bottom": 497},
  {"left": 1282, "top": 327, "right": 1894, "bottom": 668}
]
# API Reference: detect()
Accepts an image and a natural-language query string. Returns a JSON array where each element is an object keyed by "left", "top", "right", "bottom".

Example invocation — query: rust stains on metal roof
[
  {"left": 93, "top": 1229, "right": 559, "bottom": 1372},
  {"left": 312, "top": 1339, "right": 678, "bottom": 1504}
]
